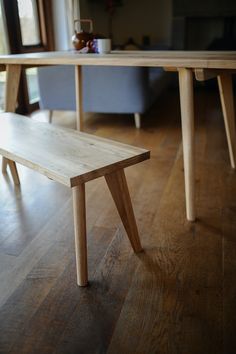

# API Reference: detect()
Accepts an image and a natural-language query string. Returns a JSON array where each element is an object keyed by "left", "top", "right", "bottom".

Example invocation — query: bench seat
[
  {"left": 0, "top": 113, "right": 150, "bottom": 286},
  {"left": 0, "top": 113, "right": 149, "bottom": 186}
]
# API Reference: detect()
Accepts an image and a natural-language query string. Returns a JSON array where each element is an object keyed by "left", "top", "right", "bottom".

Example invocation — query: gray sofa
[{"left": 37, "top": 64, "right": 171, "bottom": 128}]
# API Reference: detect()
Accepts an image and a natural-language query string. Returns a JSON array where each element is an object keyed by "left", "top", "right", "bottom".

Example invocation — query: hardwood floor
[{"left": 0, "top": 88, "right": 236, "bottom": 354}]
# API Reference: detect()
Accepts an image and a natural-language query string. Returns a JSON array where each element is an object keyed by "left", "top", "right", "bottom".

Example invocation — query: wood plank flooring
[{"left": 0, "top": 88, "right": 236, "bottom": 354}]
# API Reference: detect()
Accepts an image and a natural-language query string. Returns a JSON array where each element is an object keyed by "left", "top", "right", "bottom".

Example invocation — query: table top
[
  {"left": 0, "top": 50, "right": 236, "bottom": 69},
  {"left": 0, "top": 113, "right": 150, "bottom": 187}
]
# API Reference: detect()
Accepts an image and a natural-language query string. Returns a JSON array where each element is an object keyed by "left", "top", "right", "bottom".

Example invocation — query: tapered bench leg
[
  {"left": 72, "top": 184, "right": 88, "bottom": 286},
  {"left": 105, "top": 169, "right": 142, "bottom": 253},
  {"left": 217, "top": 73, "right": 236, "bottom": 169}
]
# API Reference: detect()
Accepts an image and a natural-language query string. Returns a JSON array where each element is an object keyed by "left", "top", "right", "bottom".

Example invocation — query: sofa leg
[
  {"left": 134, "top": 113, "right": 141, "bottom": 129},
  {"left": 48, "top": 110, "right": 53, "bottom": 124}
]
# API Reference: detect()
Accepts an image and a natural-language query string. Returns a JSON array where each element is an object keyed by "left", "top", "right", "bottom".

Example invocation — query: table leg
[
  {"left": 2, "top": 64, "right": 22, "bottom": 175},
  {"left": 75, "top": 65, "right": 84, "bottom": 131},
  {"left": 72, "top": 184, "right": 88, "bottom": 286},
  {"left": 217, "top": 73, "right": 236, "bottom": 169},
  {"left": 178, "top": 68, "right": 195, "bottom": 222},
  {"left": 105, "top": 169, "right": 143, "bottom": 252}
]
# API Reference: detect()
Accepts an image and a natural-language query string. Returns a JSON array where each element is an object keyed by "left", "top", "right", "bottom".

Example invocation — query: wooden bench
[{"left": 0, "top": 113, "right": 150, "bottom": 286}]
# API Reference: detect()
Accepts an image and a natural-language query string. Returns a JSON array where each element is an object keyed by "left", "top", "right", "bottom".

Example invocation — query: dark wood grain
[{"left": 0, "top": 89, "right": 235, "bottom": 354}]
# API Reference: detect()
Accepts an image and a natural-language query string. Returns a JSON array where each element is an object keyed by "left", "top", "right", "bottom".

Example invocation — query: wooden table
[{"left": 0, "top": 50, "right": 236, "bottom": 221}]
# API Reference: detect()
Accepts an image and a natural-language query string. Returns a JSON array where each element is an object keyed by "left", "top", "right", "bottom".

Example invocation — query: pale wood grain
[
  {"left": 72, "top": 184, "right": 88, "bottom": 286},
  {"left": 75, "top": 65, "right": 84, "bottom": 131},
  {"left": 0, "top": 50, "right": 236, "bottom": 69},
  {"left": 163, "top": 66, "right": 178, "bottom": 72},
  {"left": 134, "top": 113, "right": 141, "bottom": 129},
  {"left": 217, "top": 73, "right": 236, "bottom": 169},
  {"left": 0, "top": 91, "right": 236, "bottom": 353},
  {"left": 1, "top": 157, "right": 7, "bottom": 173},
  {"left": 8, "top": 159, "right": 20, "bottom": 185},
  {"left": 0, "top": 113, "right": 150, "bottom": 187},
  {"left": 195, "top": 68, "right": 236, "bottom": 81},
  {"left": 5, "top": 64, "right": 21, "bottom": 112},
  {"left": 195, "top": 68, "right": 222, "bottom": 81},
  {"left": 0, "top": 113, "right": 148, "bottom": 287},
  {"left": 1, "top": 50, "right": 236, "bottom": 225},
  {"left": 0, "top": 64, "right": 48, "bottom": 71},
  {"left": 105, "top": 169, "right": 142, "bottom": 253},
  {"left": 2, "top": 64, "right": 22, "bottom": 176},
  {"left": 178, "top": 68, "right": 195, "bottom": 221}
]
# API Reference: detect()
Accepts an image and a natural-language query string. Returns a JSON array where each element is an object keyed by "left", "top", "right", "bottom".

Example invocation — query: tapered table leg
[
  {"left": 178, "top": 68, "right": 195, "bottom": 222},
  {"left": 105, "top": 169, "right": 142, "bottom": 252},
  {"left": 75, "top": 65, "right": 84, "bottom": 131},
  {"left": 72, "top": 184, "right": 88, "bottom": 286},
  {"left": 2, "top": 64, "right": 22, "bottom": 177},
  {"left": 217, "top": 73, "right": 236, "bottom": 169}
]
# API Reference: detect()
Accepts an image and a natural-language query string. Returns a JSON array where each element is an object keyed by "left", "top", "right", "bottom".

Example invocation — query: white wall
[
  {"left": 52, "top": 0, "right": 80, "bottom": 50},
  {"left": 52, "top": 0, "right": 68, "bottom": 50}
]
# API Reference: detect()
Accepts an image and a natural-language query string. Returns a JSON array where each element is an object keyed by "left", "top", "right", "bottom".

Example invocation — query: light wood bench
[{"left": 0, "top": 113, "right": 150, "bottom": 286}]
